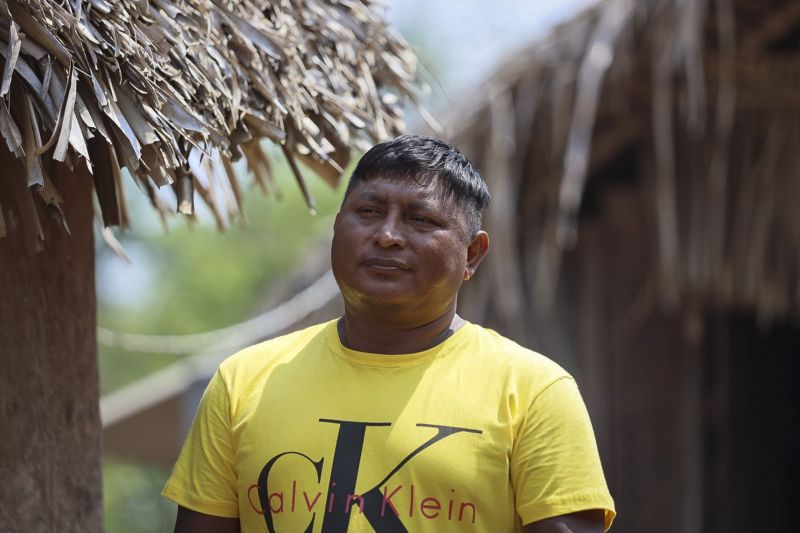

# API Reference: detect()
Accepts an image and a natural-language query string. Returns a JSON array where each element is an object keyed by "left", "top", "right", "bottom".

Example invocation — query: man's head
[
  {"left": 342, "top": 135, "right": 490, "bottom": 240},
  {"left": 332, "top": 135, "right": 491, "bottom": 325}
]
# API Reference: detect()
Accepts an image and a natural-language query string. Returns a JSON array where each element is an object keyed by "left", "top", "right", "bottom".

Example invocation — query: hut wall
[
  {"left": 555, "top": 151, "right": 800, "bottom": 533},
  {"left": 454, "top": 1, "right": 800, "bottom": 530},
  {"left": 0, "top": 151, "right": 102, "bottom": 532},
  {"left": 563, "top": 180, "right": 705, "bottom": 533},
  {"left": 460, "top": 159, "right": 800, "bottom": 532},
  {"left": 704, "top": 315, "right": 800, "bottom": 533}
]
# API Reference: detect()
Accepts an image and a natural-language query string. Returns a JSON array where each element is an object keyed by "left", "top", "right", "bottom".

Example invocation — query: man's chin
[
  {"left": 360, "top": 293, "right": 414, "bottom": 309},
  {"left": 345, "top": 288, "right": 417, "bottom": 313}
]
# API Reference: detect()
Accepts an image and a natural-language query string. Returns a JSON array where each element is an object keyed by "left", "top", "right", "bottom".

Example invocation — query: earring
[{"left": 464, "top": 271, "right": 471, "bottom": 281}]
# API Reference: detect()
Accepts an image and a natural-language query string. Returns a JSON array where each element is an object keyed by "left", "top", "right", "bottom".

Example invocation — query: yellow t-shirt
[{"left": 163, "top": 320, "right": 615, "bottom": 532}]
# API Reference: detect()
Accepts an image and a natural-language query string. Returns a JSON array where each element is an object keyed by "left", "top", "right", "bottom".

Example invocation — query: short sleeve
[
  {"left": 162, "top": 370, "right": 239, "bottom": 518},
  {"left": 511, "top": 376, "right": 616, "bottom": 530}
]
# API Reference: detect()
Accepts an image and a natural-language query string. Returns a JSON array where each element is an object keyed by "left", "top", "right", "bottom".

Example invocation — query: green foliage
[
  {"left": 103, "top": 458, "right": 175, "bottom": 533},
  {"left": 97, "top": 155, "right": 347, "bottom": 394}
]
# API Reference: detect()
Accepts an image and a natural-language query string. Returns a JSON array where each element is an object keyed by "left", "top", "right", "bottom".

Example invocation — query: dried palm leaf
[
  {"left": 451, "top": 0, "right": 800, "bottom": 340},
  {"left": 0, "top": 0, "right": 417, "bottom": 250}
]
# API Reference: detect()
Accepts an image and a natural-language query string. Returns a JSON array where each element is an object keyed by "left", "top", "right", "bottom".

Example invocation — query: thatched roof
[
  {"left": 453, "top": 0, "right": 800, "bottom": 332},
  {"left": 0, "top": 0, "right": 416, "bottom": 252}
]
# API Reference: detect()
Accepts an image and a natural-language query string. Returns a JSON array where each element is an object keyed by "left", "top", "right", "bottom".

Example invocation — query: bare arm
[
  {"left": 523, "top": 509, "right": 606, "bottom": 533},
  {"left": 173, "top": 506, "right": 240, "bottom": 533}
]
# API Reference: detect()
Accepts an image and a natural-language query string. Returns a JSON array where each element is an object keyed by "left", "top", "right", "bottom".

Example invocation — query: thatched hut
[
  {"left": 454, "top": 0, "right": 800, "bottom": 531},
  {"left": 0, "top": 1, "right": 415, "bottom": 530}
]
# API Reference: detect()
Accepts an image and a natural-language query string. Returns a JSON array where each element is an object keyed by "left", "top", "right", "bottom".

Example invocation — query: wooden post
[{"left": 0, "top": 153, "right": 102, "bottom": 532}]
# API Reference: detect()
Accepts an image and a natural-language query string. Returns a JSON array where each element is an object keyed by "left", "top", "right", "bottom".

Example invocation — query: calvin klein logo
[{"left": 254, "top": 419, "right": 482, "bottom": 532}]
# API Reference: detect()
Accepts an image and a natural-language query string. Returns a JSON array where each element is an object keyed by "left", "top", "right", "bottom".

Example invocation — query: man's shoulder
[
  {"left": 464, "top": 323, "right": 572, "bottom": 384},
  {"left": 217, "top": 319, "right": 334, "bottom": 376}
]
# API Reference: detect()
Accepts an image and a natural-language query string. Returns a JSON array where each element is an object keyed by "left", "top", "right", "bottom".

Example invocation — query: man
[{"left": 163, "top": 135, "right": 616, "bottom": 532}]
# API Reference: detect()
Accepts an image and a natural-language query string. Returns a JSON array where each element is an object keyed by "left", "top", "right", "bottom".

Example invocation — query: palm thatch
[
  {"left": 453, "top": 0, "right": 800, "bottom": 335},
  {"left": 0, "top": 0, "right": 416, "bottom": 252}
]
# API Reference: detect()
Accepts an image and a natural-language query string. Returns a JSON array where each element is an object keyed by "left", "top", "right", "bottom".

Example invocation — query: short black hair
[{"left": 342, "top": 135, "right": 490, "bottom": 238}]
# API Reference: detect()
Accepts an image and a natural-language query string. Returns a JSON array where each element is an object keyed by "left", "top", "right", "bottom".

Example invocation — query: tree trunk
[{"left": 0, "top": 155, "right": 102, "bottom": 532}]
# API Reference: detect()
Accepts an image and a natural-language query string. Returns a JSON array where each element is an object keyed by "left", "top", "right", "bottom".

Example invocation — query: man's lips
[{"left": 362, "top": 258, "right": 411, "bottom": 270}]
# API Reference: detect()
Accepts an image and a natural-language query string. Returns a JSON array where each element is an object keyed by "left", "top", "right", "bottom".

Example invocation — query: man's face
[{"left": 331, "top": 176, "right": 480, "bottom": 322}]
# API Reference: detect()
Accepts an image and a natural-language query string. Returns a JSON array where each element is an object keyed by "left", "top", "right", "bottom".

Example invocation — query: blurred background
[{"left": 96, "top": 0, "right": 800, "bottom": 532}]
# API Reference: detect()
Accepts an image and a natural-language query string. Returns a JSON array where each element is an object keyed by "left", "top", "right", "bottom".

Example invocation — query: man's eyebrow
[
  {"left": 353, "top": 190, "right": 443, "bottom": 212},
  {"left": 408, "top": 199, "right": 439, "bottom": 211},
  {"left": 356, "top": 191, "right": 386, "bottom": 202}
]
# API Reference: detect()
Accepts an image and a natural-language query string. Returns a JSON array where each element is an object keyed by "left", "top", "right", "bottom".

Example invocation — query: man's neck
[{"left": 338, "top": 308, "right": 465, "bottom": 355}]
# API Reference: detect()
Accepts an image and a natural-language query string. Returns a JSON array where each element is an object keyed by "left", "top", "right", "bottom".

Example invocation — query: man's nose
[{"left": 375, "top": 215, "right": 406, "bottom": 248}]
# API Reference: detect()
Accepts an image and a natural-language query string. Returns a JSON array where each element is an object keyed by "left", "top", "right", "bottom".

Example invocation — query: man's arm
[
  {"left": 173, "top": 506, "right": 240, "bottom": 533},
  {"left": 523, "top": 509, "right": 605, "bottom": 533}
]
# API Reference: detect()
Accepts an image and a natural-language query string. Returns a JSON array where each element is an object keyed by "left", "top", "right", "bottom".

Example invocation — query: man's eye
[
  {"left": 411, "top": 215, "right": 435, "bottom": 224},
  {"left": 358, "top": 207, "right": 378, "bottom": 214}
]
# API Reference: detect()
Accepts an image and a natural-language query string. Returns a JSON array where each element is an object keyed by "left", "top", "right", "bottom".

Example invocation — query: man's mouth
[{"left": 362, "top": 258, "right": 411, "bottom": 270}]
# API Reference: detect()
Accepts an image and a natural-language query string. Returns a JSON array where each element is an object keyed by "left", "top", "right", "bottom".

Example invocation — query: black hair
[{"left": 342, "top": 135, "right": 491, "bottom": 238}]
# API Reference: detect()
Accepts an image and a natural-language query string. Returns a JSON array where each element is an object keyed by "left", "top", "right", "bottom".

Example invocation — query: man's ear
[
  {"left": 333, "top": 212, "right": 342, "bottom": 233},
  {"left": 464, "top": 231, "right": 489, "bottom": 280}
]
